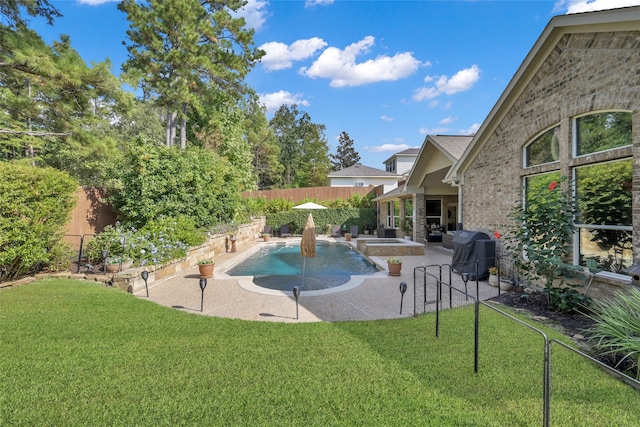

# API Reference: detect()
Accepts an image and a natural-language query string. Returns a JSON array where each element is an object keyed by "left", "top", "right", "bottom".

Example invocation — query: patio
[{"left": 137, "top": 237, "right": 502, "bottom": 322}]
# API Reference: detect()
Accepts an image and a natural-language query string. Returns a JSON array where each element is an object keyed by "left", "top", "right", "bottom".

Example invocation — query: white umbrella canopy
[
  {"left": 300, "top": 213, "right": 316, "bottom": 258},
  {"left": 293, "top": 202, "right": 327, "bottom": 210}
]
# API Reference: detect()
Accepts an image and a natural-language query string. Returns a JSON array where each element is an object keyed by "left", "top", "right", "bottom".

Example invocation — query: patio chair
[
  {"left": 330, "top": 224, "right": 341, "bottom": 237},
  {"left": 262, "top": 225, "right": 272, "bottom": 236},
  {"left": 280, "top": 224, "right": 292, "bottom": 238},
  {"left": 349, "top": 225, "right": 359, "bottom": 238}
]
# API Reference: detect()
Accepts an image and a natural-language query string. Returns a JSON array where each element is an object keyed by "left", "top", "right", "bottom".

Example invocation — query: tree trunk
[
  {"left": 166, "top": 109, "right": 177, "bottom": 146},
  {"left": 180, "top": 102, "right": 187, "bottom": 149}
]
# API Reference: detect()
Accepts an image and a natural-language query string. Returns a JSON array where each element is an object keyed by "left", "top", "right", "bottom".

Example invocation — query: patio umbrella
[
  {"left": 300, "top": 213, "right": 317, "bottom": 289},
  {"left": 293, "top": 201, "right": 327, "bottom": 210}
]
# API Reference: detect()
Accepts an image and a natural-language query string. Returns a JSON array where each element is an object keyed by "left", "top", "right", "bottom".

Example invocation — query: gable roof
[
  {"left": 445, "top": 6, "right": 640, "bottom": 184},
  {"left": 406, "top": 135, "right": 473, "bottom": 191},
  {"left": 327, "top": 163, "right": 399, "bottom": 178}
]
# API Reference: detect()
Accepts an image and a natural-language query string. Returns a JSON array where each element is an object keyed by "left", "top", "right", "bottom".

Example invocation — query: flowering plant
[
  {"left": 505, "top": 176, "right": 591, "bottom": 311},
  {"left": 198, "top": 259, "right": 215, "bottom": 265},
  {"left": 488, "top": 267, "right": 499, "bottom": 276},
  {"left": 386, "top": 257, "right": 402, "bottom": 264}
]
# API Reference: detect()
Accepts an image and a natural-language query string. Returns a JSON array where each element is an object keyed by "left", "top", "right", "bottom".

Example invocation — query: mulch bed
[{"left": 489, "top": 287, "right": 596, "bottom": 338}]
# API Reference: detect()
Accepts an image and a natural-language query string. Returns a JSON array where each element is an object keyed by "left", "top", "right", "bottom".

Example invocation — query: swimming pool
[{"left": 226, "top": 241, "right": 379, "bottom": 291}]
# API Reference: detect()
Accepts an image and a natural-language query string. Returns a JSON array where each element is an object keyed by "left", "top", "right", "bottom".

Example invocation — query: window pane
[
  {"left": 525, "top": 126, "right": 560, "bottom": 166},
  {"left": 579, "top": 228, "right": 632, "bottom": 273},
  {"left": 525, "top": 172, "right": 562, "bottom": 204},
  {"left": 576, "top": 159, "right": 633, "bottom": 273},
  {"left": 425, "top": 200, "right": 441, "bottom": 216},
  {"left": 576, "top": 111, "right": 632, "bottom": 156},
  {"left": 576, "top": 160, "right": 632, "bottom": 227}
]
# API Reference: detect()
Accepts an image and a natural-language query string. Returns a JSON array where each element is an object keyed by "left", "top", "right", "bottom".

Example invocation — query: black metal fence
[{"left": 415, "top": 267, "right": 640, "bottom": 427}]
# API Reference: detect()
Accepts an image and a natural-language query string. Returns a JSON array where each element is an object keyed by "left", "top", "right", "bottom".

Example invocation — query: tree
[
  {"left": 0, "top": 0, "right": 61, "bottom": 28},
  {"left": 269, "top": 104, "right": 331, "bottom": 188},
  {"left": 244, "top": 100, "right": 282, "bottom": 189},
  {"left": 330, "top": 131, "right": 360, "bottom": 171},
  {"left": 0, "top": 24, "right": 133, "bottom": 184},
  {"left": 118, "top": 0, "right": 264, "bottom": 148}
]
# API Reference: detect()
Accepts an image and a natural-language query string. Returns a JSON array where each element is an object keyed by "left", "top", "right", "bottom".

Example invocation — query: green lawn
[{"left": 1, "top": 279, "right": 638, "bottom": 426}]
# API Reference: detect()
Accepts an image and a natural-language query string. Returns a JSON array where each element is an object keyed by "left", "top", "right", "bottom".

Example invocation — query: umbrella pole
[{"left": 302, "top": 257, "right": 306, "bottom": 289}]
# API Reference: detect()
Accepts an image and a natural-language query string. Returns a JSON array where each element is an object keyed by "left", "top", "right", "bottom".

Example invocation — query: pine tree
[
  {"left": 331, "top": 131, "right": 361, "bottom": 171},
  {"left": 118, "top": 0, "right": 263, "bottom": 148}
]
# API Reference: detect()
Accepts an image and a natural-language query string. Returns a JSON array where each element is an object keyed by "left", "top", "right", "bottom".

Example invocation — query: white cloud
[
  {"left": 418, "top": 127, "right": 450, "bottom": 135},
  {"left": 413, "top": 65, "right": 481, "bottom": 101},
  {"left": 259, "top": 38, "right": 327, "bottom": 71},
  {"left": 439, "top": 116, "right": 457, "bottom": 125},
  {"left": 428, "top": 100, "right": 439, "bottom": 108},
  {"left": 233, "top": 0, "right": 269, "bottom": 31},
  {"left": 460, "top": 123, "right": 481, "bottom": 135},
  {"left": 367, "top": 143, "right": 412, "bottom": 153},
  {"left": 380, "top": 115, "right": 394, "bottom": 122},
  {"left": 258, "top": 90, "right": 310, "bottom": 112},
  {"left": 300, "top": 36, "right": 421, "bottom": 87},
  {"left": 305, "top": 0, "right": 334, "bottom": 7},
  {"left": 554, "top": 0, "right": 640, "bottom": 14}
]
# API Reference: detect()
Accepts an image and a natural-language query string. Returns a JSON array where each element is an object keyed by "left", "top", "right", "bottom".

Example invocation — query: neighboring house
[
  {"left": 383, "top": 148, "right": 420, "bottom": 175},
  {"left": 376, "top": 135, "right": 472, "bottom": 235},
  {"left": 327, "top": 163, "right": 400, "bottom": 193},
  {"left": 443, "top": 6, "right": 639, "bottom": 298}
]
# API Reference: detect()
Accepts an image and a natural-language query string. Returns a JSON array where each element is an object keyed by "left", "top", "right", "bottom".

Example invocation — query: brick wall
[{"left": 462, "top": 30, "right": 640, "bottom": 293}]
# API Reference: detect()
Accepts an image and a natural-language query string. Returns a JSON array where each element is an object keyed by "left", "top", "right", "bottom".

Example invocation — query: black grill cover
[{"left": 452, "top": 231, "right": 495, "bottom": 280}]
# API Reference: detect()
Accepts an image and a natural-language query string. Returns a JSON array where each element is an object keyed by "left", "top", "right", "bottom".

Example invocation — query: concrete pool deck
[{"left": 136, "top": 237, "right": 503, "bottom": 323}]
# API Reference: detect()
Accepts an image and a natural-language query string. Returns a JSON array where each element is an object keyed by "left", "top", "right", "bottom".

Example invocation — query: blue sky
[{"left": 32, "top": 0, "right": 639, "bottom": 169}]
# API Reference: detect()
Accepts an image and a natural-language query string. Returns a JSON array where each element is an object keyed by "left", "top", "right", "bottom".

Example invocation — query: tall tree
[
  {"left": 330, "top": 131, "right": 360, "bottom": 171},
  {"left": 244, "top": 100, "right": 282, "bottom": 189},
  {"left": 118, "top": 0, "right": 263, "bottom": 148},
  {"left": 0, "top": 23, "right": 132, "bottom": 184},
  {"left": 269, "top": 104, "right": 330, "bottom": 188}
]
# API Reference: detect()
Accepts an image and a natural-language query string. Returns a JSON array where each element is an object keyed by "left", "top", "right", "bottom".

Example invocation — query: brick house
[
  {"left": 381, "top": 135, "right": 472, "bottom": 237},
  {"left": 443, "top": 6, "right": 639, "bottom": 298}
]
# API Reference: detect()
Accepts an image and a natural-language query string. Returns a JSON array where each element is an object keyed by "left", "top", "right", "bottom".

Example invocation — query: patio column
[{"left": 415, "top": 193, "right": 426, "bottom": 242}]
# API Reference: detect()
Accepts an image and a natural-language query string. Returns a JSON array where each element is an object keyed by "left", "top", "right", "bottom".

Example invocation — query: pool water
[{"left": 226, "top": 242, "right": 379, "bottom": 291}]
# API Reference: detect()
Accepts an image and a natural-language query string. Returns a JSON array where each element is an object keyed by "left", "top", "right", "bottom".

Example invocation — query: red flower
[
  {"left": 493, "top": 231, "right": 501, "bottom": 240},
  {"left": 548, "top": 181, "right": 557, "bottom": 191}
]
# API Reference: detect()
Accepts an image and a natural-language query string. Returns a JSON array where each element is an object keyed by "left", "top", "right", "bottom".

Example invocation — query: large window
[
  {"left": 525, "top": 126, "right": 560, "bottom": 167},
  {"left": 575, "top": 159, "right": 633, "bottom": 272},
  {"left": 575, "top": 111, "right": 632, "bottom": 156},
  {"left": 520, "top": 111, "right": 633, "bottom": 275}
]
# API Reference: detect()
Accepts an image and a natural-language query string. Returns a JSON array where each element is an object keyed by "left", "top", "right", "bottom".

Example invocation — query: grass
[{"left": 1, "top": 279, "right": 639, "bottom": 426}]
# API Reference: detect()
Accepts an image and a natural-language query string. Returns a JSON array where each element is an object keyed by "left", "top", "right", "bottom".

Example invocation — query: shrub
[
  {"left": 0, "top": 164, "right": 77, "bottom": 281},
  {"left": 586, "top": 287, "right": 640, "bottom": 379},
  {"left": 108, "top": 142, "right": 240, "bottom": 229}
]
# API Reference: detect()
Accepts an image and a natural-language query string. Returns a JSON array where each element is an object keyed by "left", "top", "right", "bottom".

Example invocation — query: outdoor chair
[
  {"left": 262, "top": 225, "right": 272, "bottom": 236},
  {"left": 349, "top": 225, "right": 359, "bottom": 238},
  {"left": 330, "top": 224, "right": 341, "bottom": 237},
  {"left": 280, "top": 224, "right": 292, "bottom": 238}
]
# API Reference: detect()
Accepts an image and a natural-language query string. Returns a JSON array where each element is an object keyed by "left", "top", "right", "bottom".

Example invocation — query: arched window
[{"left": 525, "top": 126, "right": 560, "bottom": 167}]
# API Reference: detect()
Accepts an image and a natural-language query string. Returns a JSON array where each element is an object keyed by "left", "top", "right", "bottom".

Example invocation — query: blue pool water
[{"left": 226, "top": 242, "right": 378, "bottom": 291}]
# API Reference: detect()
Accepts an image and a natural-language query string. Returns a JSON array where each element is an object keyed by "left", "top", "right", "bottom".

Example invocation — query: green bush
[
  {"left": 586, "top": 287, "right": 640, "bottom": 379},
  {"left": 108, "top": 142, "right": 241, "bottom": 229},
  {"left": 0, "top": 163, "right": 77, "bottom": 281}
]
